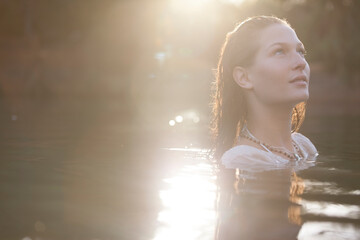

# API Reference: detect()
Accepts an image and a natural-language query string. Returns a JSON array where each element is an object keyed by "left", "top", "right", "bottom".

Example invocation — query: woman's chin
[
  {"left": 278, "top": 92, "right": 309, "bottom": 107},
  {"left": 290, "top": 93, "right": 309, "bottom": 106},
  {"left": 266, "top": 91, "right": 309, "bottom": 106},
  {"left": 292, "top": 89, "right": 309, "bottom": 101}
]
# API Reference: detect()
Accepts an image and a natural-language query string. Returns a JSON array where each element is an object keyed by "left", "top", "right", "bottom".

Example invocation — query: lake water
[{"left": 1, "top": 99, "right": 359, "bottom": 240}]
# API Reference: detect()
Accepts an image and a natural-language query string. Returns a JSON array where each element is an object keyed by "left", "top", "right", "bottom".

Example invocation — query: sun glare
[
  {"left": 153, "top": 160, "right": 216, "bottom": 240},
  {"left": 221, "top": 0, "right": 246, "bottom": 6},
  {"left": 168, "top": 0, "right": 214, "bottom": 14}
]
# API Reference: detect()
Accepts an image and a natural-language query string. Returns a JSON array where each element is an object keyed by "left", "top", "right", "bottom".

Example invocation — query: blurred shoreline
[{"left": 0, "top": 37, "right": 359, "bottom": 116}]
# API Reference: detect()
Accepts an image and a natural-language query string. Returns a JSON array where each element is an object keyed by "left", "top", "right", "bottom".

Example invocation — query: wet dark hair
[
  {"left": 210, "top": 17, "right": 308, "bottom": 240},
  {"left": 210, "top": 15, "right": 306, "bottom": 164}
]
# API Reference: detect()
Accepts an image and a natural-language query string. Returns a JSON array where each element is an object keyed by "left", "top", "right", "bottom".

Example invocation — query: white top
[{"left": 221, "top": 132, "right": 319, "bottom": 173}]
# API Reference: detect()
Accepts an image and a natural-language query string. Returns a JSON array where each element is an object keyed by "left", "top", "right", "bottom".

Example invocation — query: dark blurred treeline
[
  {"left": 0, "top": 0, "right": 140, "bottom": 99},
  {"left": 0, "top": 0, "right": 359, "bottom": 115}
]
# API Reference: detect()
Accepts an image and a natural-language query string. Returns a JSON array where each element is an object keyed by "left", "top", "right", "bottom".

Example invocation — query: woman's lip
[
  {"left": 291, "top": 80, "right": 307, "bottom": 85},
  {"left": 290, "top": 75, "right": 308, "bottom": 83},
  {"left": 291, "top": 79, "right": 307, "bottom": 83}
]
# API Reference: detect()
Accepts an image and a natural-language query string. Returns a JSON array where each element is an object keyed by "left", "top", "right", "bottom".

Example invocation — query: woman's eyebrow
[{"left": 267, "top": 42, "right": 305, "bottom": 49}]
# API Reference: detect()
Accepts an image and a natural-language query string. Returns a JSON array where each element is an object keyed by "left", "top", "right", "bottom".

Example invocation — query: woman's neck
[{"left": 245, "top": 101, "right": 294, "bottom": 151}]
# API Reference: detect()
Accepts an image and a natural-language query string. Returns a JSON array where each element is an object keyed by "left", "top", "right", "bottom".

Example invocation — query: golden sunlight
[
  {"left": 154, "top": 161, "right": 216, "bottom": 240},
  {"left": 168, "top": 0, "right": 214, "bottom": 14},
  {"left": 221, "top": 0, "right": 247, "bottom": 6}
]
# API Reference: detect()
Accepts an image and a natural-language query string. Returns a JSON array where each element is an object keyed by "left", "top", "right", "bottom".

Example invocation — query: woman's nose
[{"left": 292, "top": 52, "right": 307, "bottom": 70}]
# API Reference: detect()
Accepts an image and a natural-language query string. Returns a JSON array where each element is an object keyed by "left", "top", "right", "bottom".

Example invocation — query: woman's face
[{"left": 246, "top": 23, "right": 310, "bottom": 106}]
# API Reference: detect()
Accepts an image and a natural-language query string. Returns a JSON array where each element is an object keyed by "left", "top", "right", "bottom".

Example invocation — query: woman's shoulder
[
  {"left": 221, "top": 132, "right": 319, "bottom": 171},
  {"left": 291, "top": 132, "right": 318, "bottom": 157},
  {"left": 221, "top": 145, "right": 267, "bottom": 162},
  {"left": 220, "top": 145, "right": 288, "bottom": 171}
]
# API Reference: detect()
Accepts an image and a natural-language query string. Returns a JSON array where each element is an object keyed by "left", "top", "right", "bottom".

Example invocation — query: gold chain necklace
[{"left": 239, "top": 125, "right": 303, "bottom": 162}]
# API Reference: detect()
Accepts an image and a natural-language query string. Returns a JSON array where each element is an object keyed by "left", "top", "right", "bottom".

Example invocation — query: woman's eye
[{"left": 274, "top": 49, "right": 284, "bottom": 55}]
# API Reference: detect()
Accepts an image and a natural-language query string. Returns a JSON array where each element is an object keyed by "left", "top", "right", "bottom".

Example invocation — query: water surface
[{"left": 0, "top": 99, "right": 359, "bottom": 239}]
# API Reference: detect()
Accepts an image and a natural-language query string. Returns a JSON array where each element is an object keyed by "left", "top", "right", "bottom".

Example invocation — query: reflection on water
[
  {"left": 301, "top": 200, "right": 360, "bottom": 219},
  {"left": 0, "top": 99, "right": 359, "bottom": 239},
  {"left": 298, "top": 222, "right": 360, "bottom": 240},
  {"left": 215, "top": 167, "right": 304, "bottom": 239},
  {"left": 302, "top": 179, "right": 360, "bottom": 195},
  {"left": 215, "top": 152, "right": 360, "bottom": 239},
  {"left": 154, "top": 155, "right": 216, "bottom": 240}
]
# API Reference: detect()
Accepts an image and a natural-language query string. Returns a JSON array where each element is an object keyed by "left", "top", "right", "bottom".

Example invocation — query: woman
[{"left": 210, "top": 16, "right": 319, "bottom": 239}]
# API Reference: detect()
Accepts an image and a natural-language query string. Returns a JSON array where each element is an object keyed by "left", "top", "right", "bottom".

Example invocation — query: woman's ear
[{"left": 233, "top": 66, "right": 253, "bottom": 90}]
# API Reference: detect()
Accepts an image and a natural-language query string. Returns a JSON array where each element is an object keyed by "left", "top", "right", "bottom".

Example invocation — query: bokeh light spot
[
  {"left": 175, "top": 115, "right": 183, "bottom": 123},
  {"left": 169, "top": 120, "right": 176, "bottom": 126}
]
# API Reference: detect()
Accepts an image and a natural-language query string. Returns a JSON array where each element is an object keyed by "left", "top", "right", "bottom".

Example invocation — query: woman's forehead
[{"left": 258, "top": 24, "right": 303, "bottom": 50}]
